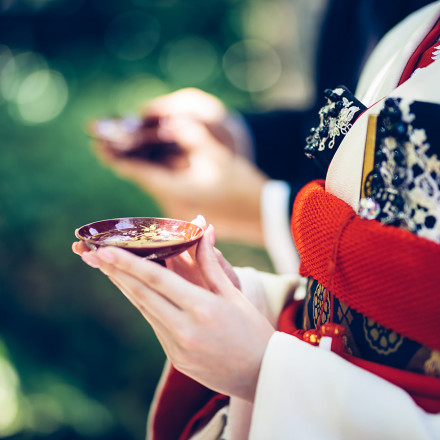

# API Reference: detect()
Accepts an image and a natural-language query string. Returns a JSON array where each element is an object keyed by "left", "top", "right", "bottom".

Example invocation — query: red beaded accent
[
  {"left": 319, "top": 323, "right": 346, "bottom": 337},
  {"left": 303, "top": 329, "right": 321, "bottom": 346}
]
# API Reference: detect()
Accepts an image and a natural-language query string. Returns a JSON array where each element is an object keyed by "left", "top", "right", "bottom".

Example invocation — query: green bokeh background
[{"left": 0, "top": 0, "right": 320, "bottom": 438}]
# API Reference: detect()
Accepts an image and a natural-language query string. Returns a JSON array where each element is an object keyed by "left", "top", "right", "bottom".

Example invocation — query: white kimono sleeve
[
  {"left": 260, "top": 180, "right": 300, "bottom": 275},
  {"left": 249, "top": 332, "right": 440, "bottom": 440},
  {"left": 234, "top": 266, "right": 303, "bottom": 327}
]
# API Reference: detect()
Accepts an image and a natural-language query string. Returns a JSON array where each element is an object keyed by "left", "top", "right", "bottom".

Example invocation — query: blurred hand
[
  {"left": 141, "top": 88, "right": 253, "bottom": 158},
  {"left": 73, "top": 224, "right": 275, "bottom": 402},
  {"left": 92, "top": 88, "right": 268, "bottom": 245}
]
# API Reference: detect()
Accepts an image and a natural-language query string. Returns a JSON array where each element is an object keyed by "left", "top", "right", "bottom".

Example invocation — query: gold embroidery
[
  {"left": 363, "top": 318, "right": 404, "bottom": 355},
  {"left": 360, "top": 114, "right": 377, "bottom": 198},
  {"left": 424, "top": 350, "right": 440, "bottom": 377},
  {"left": 304, "top": 278, "right": 433, "bottom": 375},
  {"left": 312, "top": 283, "right": 331, "bottom": 326}
]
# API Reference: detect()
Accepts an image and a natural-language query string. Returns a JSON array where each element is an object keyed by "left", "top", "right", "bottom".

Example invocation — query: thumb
[
  {"left": 196, "top": 225, "right": 237, "bottom": 296},
  {"left": 165, "top": 116, "right": 226, "bottom": 155}
]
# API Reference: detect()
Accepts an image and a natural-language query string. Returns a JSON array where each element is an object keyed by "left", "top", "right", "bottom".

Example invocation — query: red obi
[{"left": 284, "top": 179, "right": 440, "bottom": 413}]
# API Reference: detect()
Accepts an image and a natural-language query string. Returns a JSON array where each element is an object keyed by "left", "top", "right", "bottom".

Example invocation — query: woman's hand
[{"left": 72, "top": 225, "right": 275, "bottom": 402}]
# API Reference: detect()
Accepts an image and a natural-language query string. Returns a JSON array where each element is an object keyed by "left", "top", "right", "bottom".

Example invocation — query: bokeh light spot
[
  {"left": 0, "top": 357, "right": 22, "bottom": 436},
  {"left": 235, "top": 2, "right": 292, "bottom": 45},
  {"left": 160, "top": 36, "right": 218, "bottom": 85},
  {"left": 222, "top": 39, "right": 281, "bottom": 92},
  {"left": 45, "top": 382, "right": 114, "bottom": 437},
  {"left": 0, "top": 51, "right": 48, "bottom": 102},
  {"left": 26, "top": 394, "right": 63, "bottom": 435},
  {"left": 15, "top": 69, "right": 68, "bottom": 124},
  {"left": 104, "top": 10, "right": 161, "bottom": 61}
]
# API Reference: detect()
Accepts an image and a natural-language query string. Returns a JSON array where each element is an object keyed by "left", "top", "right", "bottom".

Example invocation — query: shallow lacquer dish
[{"left": 75, "top": 217, "right": 204, "bottom": 260}]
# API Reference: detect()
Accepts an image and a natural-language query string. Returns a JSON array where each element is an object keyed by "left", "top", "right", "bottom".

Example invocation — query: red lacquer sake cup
[{"left": 75, "top": 217, "right": 204, "bottom": 261}]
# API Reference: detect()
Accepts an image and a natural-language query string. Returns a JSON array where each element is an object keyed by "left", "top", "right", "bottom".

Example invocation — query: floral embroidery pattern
[
  {"left": 363, "top": 317, "right": 404, "bottom": 355},
  {"left": 360, "top": 98, "right": 440, "bottom": 243},
  {"left": 305, "top": 86, "right": 366, "bottom": 168},
  {"left": 312, "top": 283, "right": 330, "bottom": 327}
]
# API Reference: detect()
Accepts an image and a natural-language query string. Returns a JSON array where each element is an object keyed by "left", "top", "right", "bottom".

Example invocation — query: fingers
[
  {"left": 89, "top": 117, "right": 165, "bottom": 147},
  {"left": 142, "top": 90, "right": 229, "bottom": 155},
  {"left": 79, "top": 248, "right": 206, "bottom": 347},
  {"left": 100, "top": 256, "right": 182, "bottom": 324},
  {"left": 213, "top": 247, "right": 241, "bottom": 290},
  {"left": 191, "top": 214, "right": 208, "bottom": 230},
  {"left": 185, "top": 215, "right": 208, "bottom": 261},
  {"left": 77, "top": 246, "right": 212, "bottom": 359},
  {"left": 97, "top": 260, "right": 184, "bottom": 356},
  {"left": 163, "top": 117, "right": 227, "bottom": 156},
  {"left": 142, "top": 88, "right": 225, "bottom": 123},
  {"left": 91, "top": 247, "right": 209, "bottom": 310},
  {"left": 195, "top": 225, "right": 237, "bottom": 296},
  {"left": 74, "top": 220, "right": 235, "bottom": 311},
  {"left": 72, "top": 240, "right": 92, "bottom": 256},
  {"left": 166, "top": 215, "right": 208, "bottom": 287}
]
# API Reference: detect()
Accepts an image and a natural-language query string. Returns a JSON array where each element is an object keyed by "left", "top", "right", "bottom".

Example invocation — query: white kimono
[{"left": 148, "top": 2, "right": 440, "bottom": 439}]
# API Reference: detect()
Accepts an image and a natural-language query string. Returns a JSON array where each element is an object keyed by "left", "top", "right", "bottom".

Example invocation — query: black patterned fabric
[
  {"left": 303, "top": 278, "right": 438, "bottom": 376},
  {"left": 361, "top": 99, "right": 440, "bottom": 243},
  {"left": 305, "top": 86, "right": 367, "bottom": 169}
]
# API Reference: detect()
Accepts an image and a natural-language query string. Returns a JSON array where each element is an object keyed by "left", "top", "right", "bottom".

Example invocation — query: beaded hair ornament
[{"left": 305, "top": 86, "right": 366, "bottom": 169}]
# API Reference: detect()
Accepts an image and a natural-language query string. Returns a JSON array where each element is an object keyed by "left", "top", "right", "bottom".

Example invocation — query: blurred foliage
[{"left": 0, "top": 0, "right": 284, "bottom": 439}]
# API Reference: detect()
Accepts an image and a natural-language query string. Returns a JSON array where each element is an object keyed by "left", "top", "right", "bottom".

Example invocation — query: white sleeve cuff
[
  {"left": 234, "top": 266, "right": 300, "bottom": 326},
  {"left": 261, "top": 180, "right": 299, "bottom": 274},
  {"left": 225, "top": 112, "right": 256, "bottom": 161},
  {"left": 250, "top": 332, "right": 440, "bottom": 440}
]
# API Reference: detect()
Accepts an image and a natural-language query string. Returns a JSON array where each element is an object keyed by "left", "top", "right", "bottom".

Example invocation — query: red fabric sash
[
  {"left": 151, "top": 366, "right": 228, "bottom": 440},
  {"left": 291, "top": 180, "right": 440, "bottom": 352}
]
